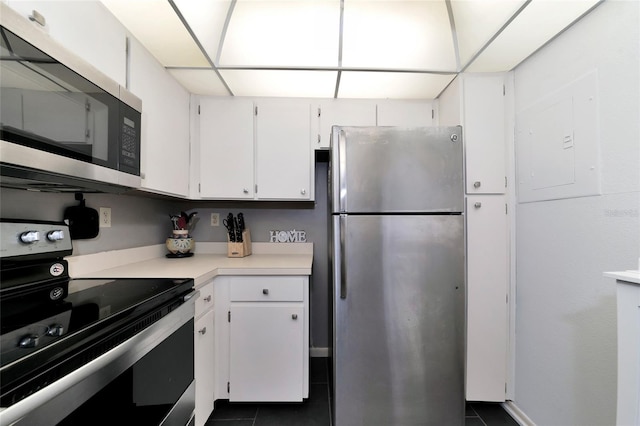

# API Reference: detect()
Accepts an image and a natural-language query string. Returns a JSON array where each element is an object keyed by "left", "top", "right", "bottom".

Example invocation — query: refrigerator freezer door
[
  {"left": 330, "top": 126, "right": 463, "bottom": 214},
  {"left": 332, "top": 214, "right": 465, "bottom": 426}
]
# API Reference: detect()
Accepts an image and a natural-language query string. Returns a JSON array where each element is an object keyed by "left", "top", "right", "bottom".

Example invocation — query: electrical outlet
[
  {"left": 211, "top": 213, "right": 220, "bottom": 227},
  {"left": 99, "top": 207, "right": 111, "bottom": 228}
]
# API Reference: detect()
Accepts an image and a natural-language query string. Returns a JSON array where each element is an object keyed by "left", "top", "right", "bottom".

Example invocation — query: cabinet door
[
  {"left": 377, "top": 101, "right": 434, "bottom": 126},
  {"left": 463, "top": 74, "right": 506, "bottom": 194},
  {"left": 195, "top": 310, "right": 215, "bottom": 426},
  {"left": 199, "top": 99, "right": 255, "bottom": 199},
  {"left": 466, "top": 195, "right": 508, "bottom": 401},
  {"left": 229, "top": 304, "right": 304, "bottom": 402},
  {"left": 255, "top": 101, "right": 311, "bottom": 200},
  {"left": 130, "top": 38, "right": 190, "bottom": 197},
  {"left": 316, "top": 100, "right": 376, "bottom": 149},
  {"left": 6, "top": 1, "right": 127, "bottom": 86}
]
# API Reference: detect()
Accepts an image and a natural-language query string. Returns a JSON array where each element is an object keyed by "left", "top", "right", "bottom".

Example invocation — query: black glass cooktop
[{"left": 0, "top": 277, "right": 194, "bottom": 406}]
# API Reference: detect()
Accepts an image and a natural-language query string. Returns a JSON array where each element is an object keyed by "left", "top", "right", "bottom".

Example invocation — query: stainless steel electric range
[{"left": 0, "top": 219, "right": 196, "bottom": 426}]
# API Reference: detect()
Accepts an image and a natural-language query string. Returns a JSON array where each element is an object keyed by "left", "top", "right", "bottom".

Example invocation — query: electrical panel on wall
[{"left": 516, "top": 70, "right": 601, "bottom": 203}]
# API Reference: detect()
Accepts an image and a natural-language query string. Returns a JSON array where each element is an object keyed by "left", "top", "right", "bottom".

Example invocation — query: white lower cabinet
[
  {"left": 465, "top": 195, "right": 509, "bottom": 401},
  {"left": 230, "top": 304, "right": 304, "bottom": 401},
  {"left": 214, "top": 275, "right": 309, "bottom": 402},
  {"left": 194, "top": 281, "right": 215, "bottom": 426}
]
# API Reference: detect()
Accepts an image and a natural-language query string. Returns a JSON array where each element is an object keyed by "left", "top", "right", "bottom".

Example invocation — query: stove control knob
[
  {"left": 47, "top": 230, "right": 65, "bottom": 242},
  {"left": 20, "top": 231, "right": 40, "bottom": 244},
  {"left": 46, "top": 324, "right": 64, "bottom": 337},
  {"left": 19, "top": 334, "right": 39, "bottom": 348}
]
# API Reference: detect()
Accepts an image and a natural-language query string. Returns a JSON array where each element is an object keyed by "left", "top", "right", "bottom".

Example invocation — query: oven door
[{"left": 0, "top": 291, "right": 196, "bottom": 426}]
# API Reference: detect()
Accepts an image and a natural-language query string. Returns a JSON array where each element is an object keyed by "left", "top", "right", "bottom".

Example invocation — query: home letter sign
[{"left": 269, "top": 229, "right": 307, "bottom": 243}]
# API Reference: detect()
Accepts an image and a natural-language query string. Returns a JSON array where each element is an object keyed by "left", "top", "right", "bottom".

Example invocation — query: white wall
[{"left": 512, "top": 2, "right": 640, "bottom": 425}]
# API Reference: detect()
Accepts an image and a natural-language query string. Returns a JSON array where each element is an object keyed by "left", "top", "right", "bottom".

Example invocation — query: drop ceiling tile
[
  {"left": 101, "top": 0, "right": 209, "bottom": 67},
  {"left": 220, "top": 0, "right": 341, "bottom": 67},
  {"left": 342, "top": 0, "right": 456, "bottom": 71},
  {"left": 466, "top": 0, "right": 601, "bottom": 72},
  {"left": 173, "top": 0, "right": 231, "bottom": 64},
  {"left": 219, "top": 69, "right": 337, "bottom": 97},
  {"left": 451, "top": 0, "right": 527, "bottom": 69},
  {"left": 338, "top": 71, "right": 455, "bottom": 99},
  {"left": 168, "top": 69, "right": 230, "bottom": 95}
]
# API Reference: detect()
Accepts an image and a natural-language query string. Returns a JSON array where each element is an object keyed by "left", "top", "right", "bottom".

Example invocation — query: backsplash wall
[{"left": 0, "top": 162, "right": 331, "bottom": 349}]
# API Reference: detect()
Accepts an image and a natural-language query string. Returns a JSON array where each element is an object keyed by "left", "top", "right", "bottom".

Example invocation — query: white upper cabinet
[
  {"left": 7, "top": 1, "right": 127, "bottom": 86},
  {"left": 255, "top": 100, "right": 312, "bottom": 200},
  {"left": 315, "top": 100, "right": 377, "bottom": 149},
  {"left": 197, "top": 98, "right": 313, "bottom": 201},
  {"left": 462, "top": 74, "right": 507, "bottom": 194},
  {"left": 129, "top": 38, "right": 190, "bottom": 198},
  {"left": 199, "top": 98, "right": 255, "bottom": 199},
  {"left": 377, "top": 100, "right": 434, "bottom": 127}
]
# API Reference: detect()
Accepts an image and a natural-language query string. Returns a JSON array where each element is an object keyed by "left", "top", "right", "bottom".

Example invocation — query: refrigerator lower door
[{"left": 332, "top": 214, "right": 465, "bottom": 426}]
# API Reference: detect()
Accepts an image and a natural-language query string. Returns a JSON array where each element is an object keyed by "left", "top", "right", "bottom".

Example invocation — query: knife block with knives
[{"left": 225, "top": 212, "right": 252, "bottom": 258}]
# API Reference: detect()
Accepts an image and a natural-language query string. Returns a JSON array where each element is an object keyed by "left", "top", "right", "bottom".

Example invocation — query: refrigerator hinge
[
  {"left": 317, "top": 107, "right": 321, "bottom": 117},
  {"left": 255, "top": 184, "right": 258, "bottom": 193},
  {"left": 227, "top": 382, "right": 230, "bottom": 393},
  {"left": 198, "top": 183, "right": 201, "bottom": 193},
  {"left": 254, "top": 105, "right": 258, "bottom": 116},
  {"left": 228, "top": 311, "right": 231, "bottom": 322}
]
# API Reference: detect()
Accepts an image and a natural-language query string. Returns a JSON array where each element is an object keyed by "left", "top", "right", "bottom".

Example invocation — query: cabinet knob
[
  {"left": 292, "top": 314, "right": 298, "bottom": 320},
  {"left": 473, "top": 181, "right": 481, "bottom": 188},
  {"left": 474, "top": 202, "right": 482, "bottom": 208},
  {"left": 243, "top": 188, "right": 249, "bottom": 194},
  {"left": 204, "top": 295, "right": 212, "bottom": 303},
  {"left": 262, "top": 288, "right": 269, "bottom": 295},
  {"left": 301, "top": 189, "right": 306, "bottom": 195},
  {"left": 199, "top": 327, "right": 207, "bottom": 335}
]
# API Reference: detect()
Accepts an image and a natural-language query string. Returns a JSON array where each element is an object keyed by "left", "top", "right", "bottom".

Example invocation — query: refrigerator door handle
[
  {"left": 340, "top": 214, "right": 347, "bottom": 299},
  {"left": 338, "top": 129, "right": 347, "bottom": 213}
]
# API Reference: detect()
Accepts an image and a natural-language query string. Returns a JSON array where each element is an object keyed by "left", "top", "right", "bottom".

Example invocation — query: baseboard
[
  {"left": 502, "top": 401, "right": 536, "bottom": 426},
  {"left": 310, "top": 347, "right": 329, "bottom": 357}
]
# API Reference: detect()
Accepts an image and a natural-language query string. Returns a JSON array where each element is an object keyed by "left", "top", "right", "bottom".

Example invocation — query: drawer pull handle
[
  {"left": 199, "top": 327, "right": 207, "bottom": 335},
  {"left": 262, "top": 289, "right": 269, "bottom": 295},
  {"left": 473, "top": 181, "right": 481, "bottom": 188},
  {"left": 474, "top": 202, "right": 482, "bottom": 208},
  {"left": 292, "top": 314, "right": 298, "bottom": 320},
  {"left": 204, "top": 295, "right": 212, "bottom": 302}
]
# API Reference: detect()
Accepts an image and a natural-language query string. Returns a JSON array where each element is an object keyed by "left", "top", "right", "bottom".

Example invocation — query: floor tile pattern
[{"left": 206, "top": 358, "right": 518, "bottom": 426}]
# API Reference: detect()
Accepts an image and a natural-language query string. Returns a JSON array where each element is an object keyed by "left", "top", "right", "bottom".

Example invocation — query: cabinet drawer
[
  {"left": 196, "top": 281, "right": 214, "bottom": 317},
  {"left": 229, "top": 276, "right": 304, "bottom": 302}
]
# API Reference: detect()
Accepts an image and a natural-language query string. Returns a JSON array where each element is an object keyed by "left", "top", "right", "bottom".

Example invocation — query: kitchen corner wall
[
  {"left": 184, "top": 162, "right": 330, "bottom": 349},
  {"left": 512, "top": 1, "right": 639, "bottom": 425},
  {"left": 0, "top": 162, "right": 331, "bottom": 349}
]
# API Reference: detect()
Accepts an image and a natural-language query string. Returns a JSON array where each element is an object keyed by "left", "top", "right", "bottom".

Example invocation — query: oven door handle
[{"left": 0, "top": 290, "right": 198, "bottom": 426}]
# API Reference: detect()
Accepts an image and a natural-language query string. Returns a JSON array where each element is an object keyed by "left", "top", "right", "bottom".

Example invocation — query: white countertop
[
  {"left": 604, "top": 270, "right": 640, "bottom": 285},
  {"left": 67, "top": 242, "right": 313, "bottom": 288}
]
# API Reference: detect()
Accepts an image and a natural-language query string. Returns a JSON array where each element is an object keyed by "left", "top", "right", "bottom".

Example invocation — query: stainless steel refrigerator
[{"left": 329, "top": 126, "right": 465, "bottom": 426}]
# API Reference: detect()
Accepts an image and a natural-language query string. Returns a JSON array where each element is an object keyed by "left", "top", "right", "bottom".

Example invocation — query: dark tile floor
[{"left": 206, "top": 357, "right": 518, "bottom": 426}]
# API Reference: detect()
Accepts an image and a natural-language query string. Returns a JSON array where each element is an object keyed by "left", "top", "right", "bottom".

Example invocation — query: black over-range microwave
[{"left": 0, "top": 4, "right": 141, "bottom": 193}]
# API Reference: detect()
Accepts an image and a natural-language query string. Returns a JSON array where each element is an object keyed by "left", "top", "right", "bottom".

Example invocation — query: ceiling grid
[{"left": 101, "top": 0, "right": 604, "bottom": 99}]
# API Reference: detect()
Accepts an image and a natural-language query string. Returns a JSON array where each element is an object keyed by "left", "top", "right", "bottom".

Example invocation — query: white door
[
  {"left": 194, "top": 310, "right": 215, "bottom": 426},
  {"left": 463, "top": 74, "right": 507, "bottom": 194},
  {"left": 229, "top": 304, "right": 304, "bottom": 401},
  {"left": 466, "top": 195, "right": 508, "bottom": 401},
  {"left": 199, "top": 99, "right": 255, "bottom": 199},
  {"left": 255, "top": 101, "right": 311, "bottom": 200}
]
